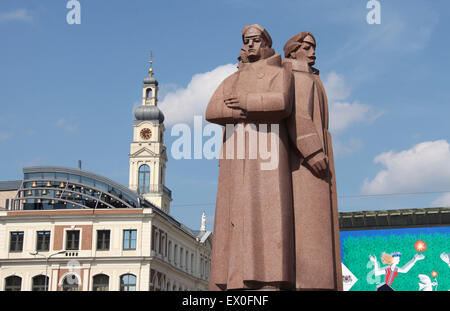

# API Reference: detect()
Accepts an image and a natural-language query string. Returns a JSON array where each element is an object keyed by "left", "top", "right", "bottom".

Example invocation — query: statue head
[
  {"left": 239, "top": 24, "right": 275, "bottom": 63},
  {"left": 284, "top": 32, "right": 317, "bottom": 67}
]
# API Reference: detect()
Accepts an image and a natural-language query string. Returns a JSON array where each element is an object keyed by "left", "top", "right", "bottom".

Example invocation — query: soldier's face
[
  {"left": 294, "top": 35, "right": 316, "bottom": 66},
  {"left": 243, "top": 29, "right": 266, "bottom": 62}
]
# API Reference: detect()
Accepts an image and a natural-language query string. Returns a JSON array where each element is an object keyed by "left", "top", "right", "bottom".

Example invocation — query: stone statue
[
  {"left": 206, "top": 24, "right": 295, "bottom": 290},
  {"left": 283, "top": 32, "right": 342, "bottom": 290}
]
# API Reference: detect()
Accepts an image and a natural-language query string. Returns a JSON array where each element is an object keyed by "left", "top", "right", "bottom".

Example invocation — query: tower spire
[{"left": 148, "top": 50, "right": 154, "bottom": 77}]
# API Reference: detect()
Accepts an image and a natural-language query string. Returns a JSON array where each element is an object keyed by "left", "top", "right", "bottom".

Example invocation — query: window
[
  {"left": 96, "top": 230, "right": 110, "bottom": 251},
  {"left": 4, "top": 276, "right": 21, "bottom": 291},
  {"left": 5, "top": 199, "right": 9, "bottom": 210},
  {"left": 138, "top": 165, "right": 150, "bottom": 194},
  {"left": 200, "top": 258, "right": 204, "bottom": 277},
  {"left": 154, "top": 231, "right": 160, "bottom": 253},
  {"left": 168, "top": 241, "right": 172, "bottom": 262},
  {"left": 62, "top": 274, "right": 79, "bottom": 291},
  {"left": 120, "top": 274, "right": 136, "bottom": 291},
  {"left": 32, "top": 275, "right": 49, "bottom": 291},
  {"left": 123, "top": 229, "right": 137, "bottom": 250},
  {"left": 174, "top": 245, "right": 178, "bottom": 265},
  {"left": 161, "top": 235, "right": 166, "bottom": 256},
  {"left": 152, "top": 275, "right": 159, "bottom": 291},
  {"left": 66, "top": 230, "right": 80, "bottom": 250},
  {"left": 36, "top": 231, "right": 51, "bottom": 252},
  {"left": 180, "top": 247, "right": 184, "bottom": 268},
  {"left": 9, "top": 231, "right": 24, "bottom": 252},
  {"left": 92, "top": 274, "right": 109, "bottom": 291},
  {"left": 146, "top": 88, "right": 153, "bottom": 99}
]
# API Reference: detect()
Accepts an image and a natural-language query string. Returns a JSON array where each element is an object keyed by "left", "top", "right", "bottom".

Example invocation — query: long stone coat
[
  {"left": 283, "top": 58, "right": 343, "bottom": 290},
  {"left": 205, "top": 54, "right": 295, "bottom": 290}
]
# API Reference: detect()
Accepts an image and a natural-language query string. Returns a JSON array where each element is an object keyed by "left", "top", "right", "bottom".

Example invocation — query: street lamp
[{"left": 30, "top": 250, "right": 67, "bottom": 291}]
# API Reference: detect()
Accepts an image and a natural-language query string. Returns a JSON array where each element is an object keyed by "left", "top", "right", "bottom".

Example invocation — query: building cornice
[{"left": 339, "top": 207, "right": 450, "bottom": 231}]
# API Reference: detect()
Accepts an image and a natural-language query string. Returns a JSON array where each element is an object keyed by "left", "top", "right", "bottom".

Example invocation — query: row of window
[
  {"left": 3, "top": 273, "right": 136, "bottom": 291},
  {"left": 153, "top": 230, "right": 210, "bottom": 280},
  {"left": 8, "top": 229, "right": 137, "bottom": 252}
]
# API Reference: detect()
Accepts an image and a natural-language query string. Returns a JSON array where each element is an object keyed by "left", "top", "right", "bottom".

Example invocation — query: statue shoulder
[
  {"left": 222, "top": 70, "right": 239, "bottom": 84},
  {"left": 291, "top": 69, "right": 316, "bottom": 85}
]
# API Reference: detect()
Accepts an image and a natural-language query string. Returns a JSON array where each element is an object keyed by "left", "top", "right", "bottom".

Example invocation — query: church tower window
[
  {"left": 146, "top": 88, "right": 153, "bottom": 99},
  {"left": 138, "top": 164, "right": 150, "bottom": 194}
]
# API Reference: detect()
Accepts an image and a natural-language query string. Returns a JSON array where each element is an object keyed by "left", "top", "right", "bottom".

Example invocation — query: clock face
[{"left": 140, "top": 128, "right": 152, "bottom": 140}]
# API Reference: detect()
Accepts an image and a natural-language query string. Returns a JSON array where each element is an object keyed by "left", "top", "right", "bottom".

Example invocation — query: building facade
[{"left": 0, "top": 62, "right": 212, "bottom": 291}]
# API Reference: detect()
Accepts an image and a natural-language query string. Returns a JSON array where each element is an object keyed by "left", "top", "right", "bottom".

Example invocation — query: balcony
[{"left": 135, "top": 184, "right": 172, "bottom": 199}]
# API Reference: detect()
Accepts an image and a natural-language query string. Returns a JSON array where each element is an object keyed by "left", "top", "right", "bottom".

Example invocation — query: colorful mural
[{"left": 340, "top": 227, "right": 450, "bottom": 291}]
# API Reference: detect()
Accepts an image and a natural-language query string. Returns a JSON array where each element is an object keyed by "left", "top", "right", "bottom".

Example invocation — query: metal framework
[
  {"left": 8, "top": 166, "right": 154, "bottom": 211},
  {"left": 339, "top": 207, "right": 450, "bottom": 230}
]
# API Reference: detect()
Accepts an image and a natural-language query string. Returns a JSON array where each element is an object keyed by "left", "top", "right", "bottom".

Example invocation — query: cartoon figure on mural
[
  {"left": 440, "top": 252, "right": 450, "bottom": 268},
  {"left": 369, "top": 252, "right": 425, "bottom": 291},
  {"left": 418, "top": 271, "right": 438, "bottom": 291},
  {"left": 416, "top": 253, "right": 450, "bottom": 291},
  {"left": 440, "top": 252, "right": 450, "bottom": 291}
]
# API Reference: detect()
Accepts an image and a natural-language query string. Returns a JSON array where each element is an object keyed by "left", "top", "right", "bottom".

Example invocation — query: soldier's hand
[
  {"left": 307, "top": 152, "right": 328, "bottom": 178},
  {"left": 225, "top": 96, "right": 245, "bottom": 110}
]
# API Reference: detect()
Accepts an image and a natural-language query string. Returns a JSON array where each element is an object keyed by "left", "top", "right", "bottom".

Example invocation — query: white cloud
[
  {"left": 0, "top": 9, "right": 32, "bottom": 23},
  {"left": 330, "top": 101, "right": 374, "bottom": 133},
  {"left": 158, "top": 67, "right": 383, "bottom": 146},
  {"left": 0, "top": 132, "right": 12, "bottom": 140},
  {"left": 361, "top": 140, "right": 450, "bottom": 195},
  {"left": 431, "top": 193, "right": 450, "bottom": 208},
  {"left": 159, "top": 64, "right": 238, "bottom": 126},
  {"left": 331, "top": 4, "right": 439, "bottom": 64},
  {"left": 333, "top": 138, "right": 364, "bottom": 157},
  {"left": 56, "top": 118, "right": 78, "bottom": 133},
  {"left": 26, "top": 129, "right": 37, "bottom": 136},
  {"left": 324, "top": 72, "right": 384, "bottom": 134},
  {"left": 324, "top": 72, "right": 351, "bottom": 102}
]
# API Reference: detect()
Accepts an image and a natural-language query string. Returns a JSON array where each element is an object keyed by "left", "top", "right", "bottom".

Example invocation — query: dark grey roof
[
  {"left": 143, "top": 75, "right": 158, "bottom": 86},
  {"left": 134, "top": 105, "right": 164, "bottom": 123},
  {"left": 0, "top": 180, "right": 22, "bottom": 191}
]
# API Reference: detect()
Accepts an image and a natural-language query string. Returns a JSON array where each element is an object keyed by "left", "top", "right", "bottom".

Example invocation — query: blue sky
[{"left": 1, "top": 0, "right": 450, "bottom": 231}]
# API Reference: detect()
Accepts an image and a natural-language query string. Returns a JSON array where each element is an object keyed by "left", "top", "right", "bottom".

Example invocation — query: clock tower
[{"left": 129, "top": 55, "right": 171, "bottom": 213}]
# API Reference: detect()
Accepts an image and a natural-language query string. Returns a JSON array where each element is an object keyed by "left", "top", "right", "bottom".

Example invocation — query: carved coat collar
[
  {"left": 283, "top": 58, "right": 320, "bottom": 75},
  {"left": 238, "top": 54, "right": 282, "bottom": 71}
]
